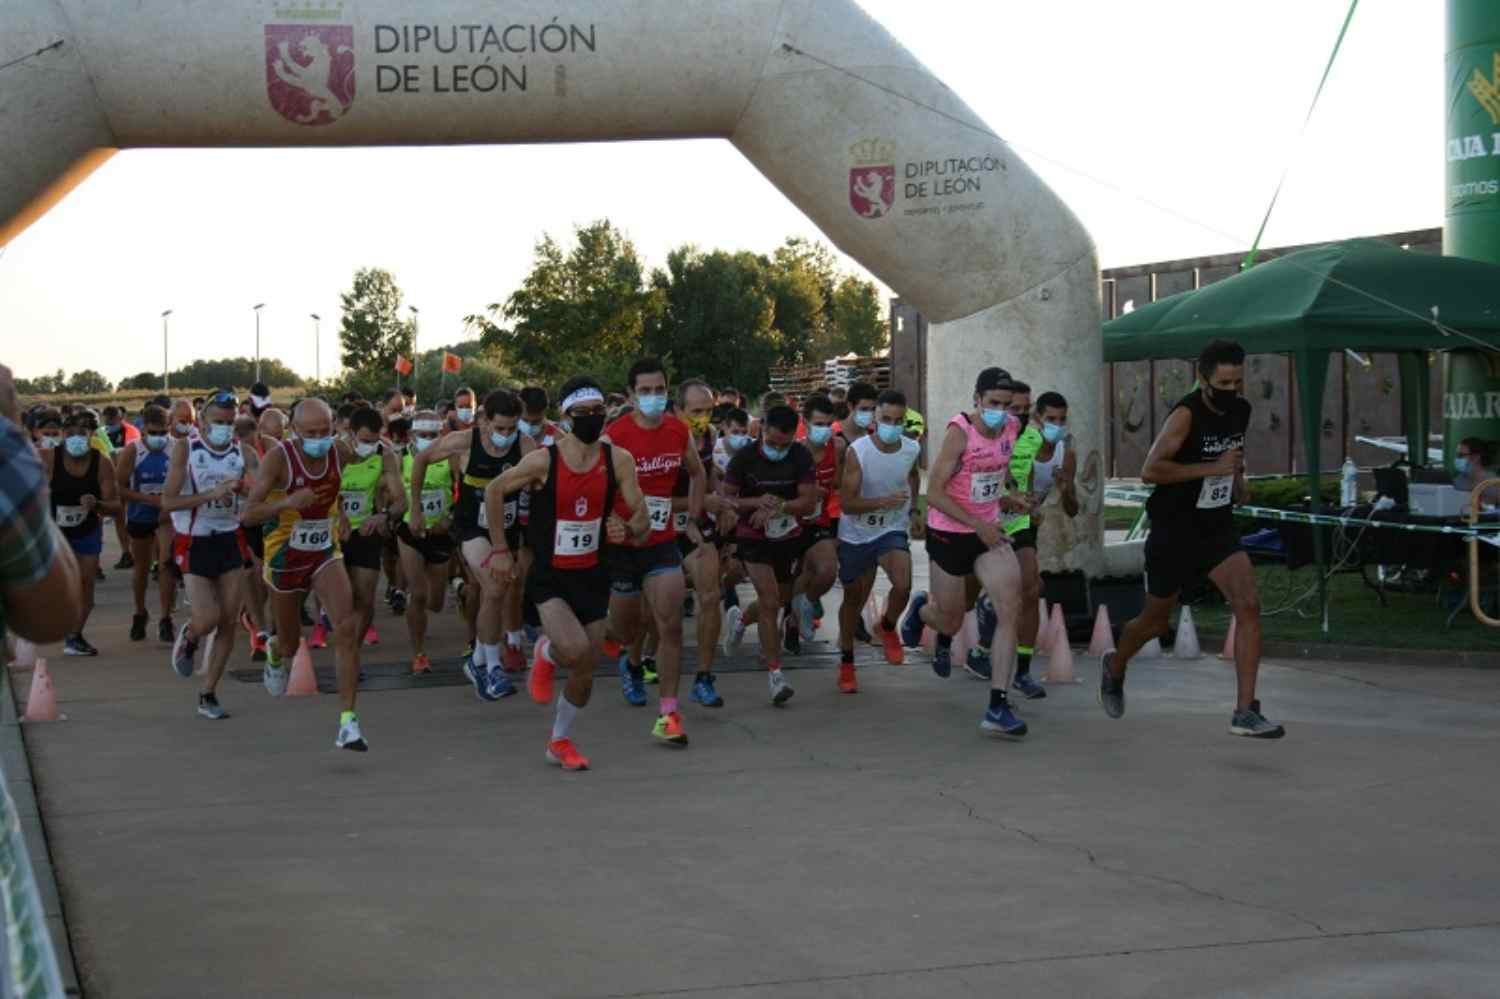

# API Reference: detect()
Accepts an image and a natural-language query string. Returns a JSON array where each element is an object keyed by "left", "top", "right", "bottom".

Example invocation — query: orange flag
[
  {"left": 394, "top": 355, "right": 413, "bottom": 376},
  {"left": 442, "top": 351, "right": 463, "bottom": 375}
]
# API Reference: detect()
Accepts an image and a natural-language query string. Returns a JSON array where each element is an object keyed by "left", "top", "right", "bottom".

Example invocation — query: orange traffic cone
[
  {"left": 1043, "top": 624, "right": 1078, "bottom": 683},
  {"left": 1046, "top": 603, "right": 1068, "bottom": 653},
  {"left": 1219, "top": 615, "right": 1237, "bottom": 660},
  {"left": 1174, "top": 607, "right": 1202, "bottom": 660},
  {"left": 287, "top": 641, "right": 318, "bottom": 696},
  {"left": 9, "top": 638, "right": 37, "bottom": 669},
  {"left": 22, "top": 660, "right": 60, "bottom": 722},
  {"left": 1087, "top": 605, "right": 1113, "bottom": 656}
]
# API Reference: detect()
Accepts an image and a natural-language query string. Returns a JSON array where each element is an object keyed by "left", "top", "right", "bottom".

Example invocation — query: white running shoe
[
  {"left": 792, "top": 594, "right": 816, "bottom": 642},
  {"left": 171, "top": 622, "right": 197, "bottom": 678},
  {"left": 724, "top": 606, "right": 746, "bottom": 654},
  {"left": 768, "top": 668, "right": 794, "bottom": 706},
  {"left": 263, "top": 660, "right": 288, "bottom": 697},
  {"left": 335, "top": 714, "right": 368, "bottom": 752}
]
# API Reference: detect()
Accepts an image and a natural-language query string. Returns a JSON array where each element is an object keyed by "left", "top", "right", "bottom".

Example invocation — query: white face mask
[{"left": 354, "top": 441, "right": 379, "bottom": 459}]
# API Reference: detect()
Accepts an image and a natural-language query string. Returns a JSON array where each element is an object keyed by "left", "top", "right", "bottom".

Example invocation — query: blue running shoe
[
  {"left": 975, "top": 592, "right": 998, "bottom": 648},
  {"left": 620, "top": 655, "right": 648, "bottom": 707},
  {"left": 690, "top": 673, "right": 724, "bottom": 708},
  {"left": 932, "top": 643, "right": 952, "bottom": 678},
  {"left": 523, "top": 623, "right": 540, "bottom": 643},
  {"left": 1013, "top": 672, "right": 1047, "bottom": 700},
  {"left": 463, "top": 656, "right": 496, "bottom": 701},
  {"left": 981, "top": 703, "right": 1028, "bottom": 738},
  {"left": 900, "top": 591, "right": 929, "bottom": 648},
  {"left": 485, "top": 666, "right": 518, "bottom": 700},
  {"left": 964, "top": 646, "right": 992, "bottom": 680}
]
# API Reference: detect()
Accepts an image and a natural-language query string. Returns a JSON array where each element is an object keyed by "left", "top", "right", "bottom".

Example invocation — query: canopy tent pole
[
  {"left": 1398, "top": 351, "right": 1431, "bottom": 468},
  {"left": 1294, "top": 349, "right": 1332, "bottom": 635}
]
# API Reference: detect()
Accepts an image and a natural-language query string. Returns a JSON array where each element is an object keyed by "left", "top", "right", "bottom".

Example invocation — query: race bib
[
  {"left": 555, "top": 518, "right": 601, "bottom": 556},
  {"left": 1198, "top": 475, "right": 1233, "bottom": 509},
  {"left": 340, "top": 490, "right": 368, "bottom": 519},
  {"left": 673, "top": 510, "right": 691, "bottom": 532},
  {"left": 420, "top": 489, "right": 447, "bottom": 519},
  {"left": 55, "top": 505, "right": 87, "bottom": 528},
  {"left": 290, "top": 518, "right": 334, "bottom": 552},
  {"left": 765, "top": 513, "right": 797, "bottom": 540},
  {"left": 645, "top": 495, "right": 673, "bottom": 532},
  {"left": 476, "top": 499, "right": 516, "bottom": 529},
  {"left": 139, "top": 483, "right": 164, "bottom": 496},
  {"left": 970, "top": 472, "right": 1003, "bottom": 504},
  {"left": 857, "top": 508, "right": 894, "bottom": 531},
  {"left": 205, "top": 493, "right": 237, "bottom": 514}
]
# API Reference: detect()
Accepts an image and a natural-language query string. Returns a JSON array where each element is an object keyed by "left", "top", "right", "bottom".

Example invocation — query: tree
[
  {"left": 826, "top": 275, "right": 889, "bottom": 357},
  {"left": 469, "top": 220, "right": 652, "bottom": 391},
  {"left": 763, "top": 237, "right": 836, "bottom": 366},
  {"left": 339, "top": 267, "right": 414, "bottom": 377},
  {"left": 66, "top": 370, "right": 112, "bottom": 395},
  {"left": 644, "top": 247, "right": 781, "bottom": 397},
  {"left": 119, "top": 371, "right": 161, "bottom": 391}
]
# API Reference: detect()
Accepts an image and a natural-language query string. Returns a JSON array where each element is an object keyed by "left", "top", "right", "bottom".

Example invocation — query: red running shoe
[
  {"left": 362, "top": 625, "right": 379, "bottom": 646},
  {"left": 502, "top": 643, "right": 526, "bottom": 673},
  {"left": 838, "top": 663, "right": 859, "bottom": 694},
  {"left": 876, "top": 619, "right": 905, "bottom": 665},
  {"left": 309, "top": 622, "right": 328, "bottom": 649},
  {"left": 529, "top": 638, "right": 555, "bottom": 705},
  {"left": 546, "top": 738, "right": 590, "bottom": 771},
  {"left": 411, "top": 653, "right": 432, "bottom": 675}
]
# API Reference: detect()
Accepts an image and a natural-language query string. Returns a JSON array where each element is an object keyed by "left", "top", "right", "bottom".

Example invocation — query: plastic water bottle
[{"left": 1340, "top": 457, "right": 1358, "bottom": 507}]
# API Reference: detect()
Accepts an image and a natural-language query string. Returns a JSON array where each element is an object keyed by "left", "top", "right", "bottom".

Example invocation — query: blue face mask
[
  {"left": 301, "top": 436, "right": 333, "bottom": 458},
  {"left": 1455, "top": 456, "right": 1470, "bottom": 475},
  {"left": 519, "top": 419, "right": 541, "bottom": 438},
  {"left": 637, "top": 395, "right": 668, "bottom": 418},
  {"left": 207, "top": 423, "right": 234, "bottom": 448},
  {"left": 1041, "top": 422, "right": 1066, "bottom": 444},
  {"left": 877, "top": 422, "right": 904, "bottom": 445},
  {"left": 981, "top": 407, "right": 1009, "bottom": 431},
  {"left": 146, "top": 434, "right": 169, "bottom": 451},
  {"left": 853, "top": 410, "right": 874, "bottom": 429},
  {"left": 728, "top": 433, "right": 751, "bottom": 451},
  {"left": 762, "top": 442, "right": 789, "bottom": 462},
  {"left": 807, "top": 425, "right": 833, "bottom": 445},
  {"left": 491, "top": 430, "right": 517, "bottom": 451},
  {"left": 64, "top": 435, "right": 90, "bottom": 457}
]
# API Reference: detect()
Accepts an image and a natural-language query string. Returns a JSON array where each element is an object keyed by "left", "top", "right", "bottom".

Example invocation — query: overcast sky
[{"left": 0, "top": 0, "right": 1440, "bottom": 384}]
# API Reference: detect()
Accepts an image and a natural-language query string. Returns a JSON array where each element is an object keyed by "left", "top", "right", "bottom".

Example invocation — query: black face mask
[
  {"left": 570, "top": 412, "right": 606, "bottom": 444},
  {"left": 1207, "top": 386, "right": 1239, "bottom": 410}
]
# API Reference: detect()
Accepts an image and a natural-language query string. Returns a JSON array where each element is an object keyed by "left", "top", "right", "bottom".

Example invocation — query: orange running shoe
[
  {"left": 877, "top": 619, "right": 905, "bottom": 665},
  {"left": 529, "top": 638, "right": 556, "bottom": 705},
  {"left": 308, "top": 622, "right": 328, "bottom": 649},
  {"left": 411, "top": 653, "right": 432, "bottom": 675},
  {"left": 601, "top": 638, "right": 623, "bottom": 658},
  {"left": 838, "top": 663, "right": 859, "bottom": 694},
  {"left": 652, "top": 711, "right": 688, "bottom": 745},
  {"left": 502, "top": 643, "right": 527, "bottom": 673},
  {"left": 546, "top": 738, "right": 590, "bottom": 771}
]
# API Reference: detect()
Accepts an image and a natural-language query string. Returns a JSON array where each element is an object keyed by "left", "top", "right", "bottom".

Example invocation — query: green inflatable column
[{"left": 1444, "top": 0, "right": 1500, "bottom": 465}]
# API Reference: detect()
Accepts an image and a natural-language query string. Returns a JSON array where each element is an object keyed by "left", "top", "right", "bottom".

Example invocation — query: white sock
[
  {"left": 482, "top": 642, "right": 502, "bottom": 669},
  {"left": 506, "top": 630, "right": 523, "bottom": 649},
  {"left": 552, "top": 694, "right": 579, "bottom": 741}
]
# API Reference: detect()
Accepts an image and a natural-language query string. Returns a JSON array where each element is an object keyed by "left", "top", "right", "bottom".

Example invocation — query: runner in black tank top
[
  {"left": 477, "top": 376, "right": 651, "bottom": 772},
  {"left": 46, "top": 414, "right": 118, "bottom": 656},
  {"left": 1102, "top": 339, "right": 1285, "bottom": 739}
]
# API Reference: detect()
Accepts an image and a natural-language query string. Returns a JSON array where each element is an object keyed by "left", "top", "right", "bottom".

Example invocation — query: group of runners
[{"left": 19, "top": 336, "right": 1283, "bottom": 769}]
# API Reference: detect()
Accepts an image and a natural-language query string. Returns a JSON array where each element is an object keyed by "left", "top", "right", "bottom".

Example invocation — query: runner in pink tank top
[{"left": 900, "top": 367, "right": 1029, "bottom": 738}]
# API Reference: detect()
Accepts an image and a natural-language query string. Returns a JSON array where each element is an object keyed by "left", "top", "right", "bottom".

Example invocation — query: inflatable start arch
[{"left": 1, "top": 0, "right": 1104, "bottom": 572}]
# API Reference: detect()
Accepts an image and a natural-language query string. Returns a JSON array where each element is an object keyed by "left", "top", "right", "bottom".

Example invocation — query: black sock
[
  {"left": 988, "top": 689, "right": 1008, "bottom": 711},
  {"left": 840, "top": 648, "right": 854, "bottom": 665},
  {"left": 879, "top": 615, "right": 897, "bottom": 633},
  {"left": 1016, "top": 652, "right": 1032, "bottom": 677},
  {"left": 628, "top": 663, "right": 644, "bottom": 679},
  {"left": 936, "top": 633, "right": 953, "bottom": 650},
  {"left": 695, "top": 671, "right": 710, "bottom": 682}
]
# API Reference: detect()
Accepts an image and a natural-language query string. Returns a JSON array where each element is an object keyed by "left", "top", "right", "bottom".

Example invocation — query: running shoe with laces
[
  {"left": 64, "top": 633, "right": 97, "bottom": 657},
  {"left": 723, "top": 606, "right": 746, "bottom": 654},
  {"left": 130, "top": 612, "right": 148, "bottom": 642},
  {"left": 837, "top": 663, "right": 858, "bottom": 694},
  {"left": 463, "top": 654, "right": 492, "bottom": 701},
  {"left": 875, "top": 619, "right": 904, "bottom": 665},
  {"left": 932, "top": 644, "right": 952, "bottom": 679},
  {"left": 484, "top": 666, "right": 518, "bottom": 700},
  {"left": 619, "top": 656, "right": 648, "bottom": 707},
  {"left": 974, "top": 593, "right": 998, "bottom": 649},
  {"left": 602, "top": 638, "right": 624, "bottom": 658},
  {"left": 251, "top": 632, "right": 269, "bottom": 664},
  {"left": 782, "top": 613, "right": 802, "bottom": 655},
  {"left": 335, "top": 714, "right": 368, "bottom": 752},
  {"left": 900, "top": 592, "right": 929, "bottom": 648},
  {"left": 1230, "top": 699, "right": 1286, "bottom": 739},
  {"left": 529, "top": 638, "right": 555, "bottom": 705},
  {"left": 1013, "top": 672, "right": 1047, "bottom": 700},
  {"left": 309, "top": 619, "right": 329, "bottom": 649},
  {"left": 964, "top": 646, "right": 992, "bottom": 680},
  {"left": 652, "top": 711, "right": 689, "bottom": 746},
  {"left": 690, "top": 673, "right": 723, "bottom": 707},
  {"left": 641, "top": 656, "right": 659, "bottom": 685},
  {"left": 197, "top": 692, "right": 229, "bottom": 720},
  {"left": 411, "top": 653, "right": 432, "bottom": 676},
  {"left": 263, "top": 653, "right": 288, "bottom": 697},
  {"left": 362, "top": 625, "right": 379, "bottom": 647},
  {"left": 502, "top": 643, "right": 526, "bottom": 674},
  {"left": 980, "top": 702, "right": 1027, "bottom": 738},
  {"left": 390, "top": 589, "right": 407, "bottom": 616},
  {"left": 768, "top": 668, "right": 795, "bottom": 706},
  {"left": 1099, "top": 651, "right": 1126, "bottom": 719},
  {"left": 158, "top": 616, "right": 175, "bottom": 643},
  {"left": 171, "top": 623, "right": 197, "bottom": 677},
  {"left": 546, "top": 738, "right": 589, "bottom": 771},
  {"left": 792, "top": 593, "right": 817, "bottom": 642}
]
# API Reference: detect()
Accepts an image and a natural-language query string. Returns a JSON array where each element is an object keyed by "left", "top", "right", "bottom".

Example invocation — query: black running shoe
[
  {"left": 158, "top": 616, "right": 175, "bottom": 644},
  {"left": 1230, "top": 699, "right": 1285, "bottom": 739},
  {"left": 1099, "top": 651, "right": 1125, "bottom": 719},
  {"left": 130, "top": 612, "right": 148, "bottom": 641},
  {"left": 390, "top": 589, "right": 407, "bottom": 616},
  {"left": 782, "top": 612, "right": 801, "bottom": 655},
  {"left": 114, "top": 552, "right": 134, "bottom": 570},
  {"left": 853, "top": 617, "right": 872, "bottom": 644}
]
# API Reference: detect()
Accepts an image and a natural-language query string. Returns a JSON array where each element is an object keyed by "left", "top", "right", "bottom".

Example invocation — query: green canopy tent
[{"left": 1101, "top": 237, "right": 1500, "bottom": 631}]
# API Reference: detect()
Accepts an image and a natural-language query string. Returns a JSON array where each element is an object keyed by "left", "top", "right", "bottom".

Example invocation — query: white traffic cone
[{"left": 1174, "top": 607, "right": 1202, "bottom": 660}]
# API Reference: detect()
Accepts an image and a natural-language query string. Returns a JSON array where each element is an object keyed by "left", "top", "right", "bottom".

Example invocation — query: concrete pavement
[{"left": 10, "top": 537, "right": 1500, "bottom": 998}]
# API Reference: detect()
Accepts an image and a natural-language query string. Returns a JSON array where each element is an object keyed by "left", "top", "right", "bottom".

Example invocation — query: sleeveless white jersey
[{"left": 838, "top": 434, "right": 921, "bottom": 544}]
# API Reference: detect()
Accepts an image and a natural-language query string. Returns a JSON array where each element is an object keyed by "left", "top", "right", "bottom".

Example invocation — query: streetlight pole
[
  {"left": 310, "top": 313, "right": 321, "bottom": 384},
  {"left": 408, "top": 304, "right": 420, "bottom": 405},
  {"left": 252, "top": 303, "right": 265, "bottom": 383},
  {"left": 161, "top": 309, "right": 172, "bottom": 392}
]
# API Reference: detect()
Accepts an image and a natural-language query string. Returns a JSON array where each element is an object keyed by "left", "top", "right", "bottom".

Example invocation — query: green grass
[{"left": 1188, "top": 564, "right": 1500, "bottom": 651}]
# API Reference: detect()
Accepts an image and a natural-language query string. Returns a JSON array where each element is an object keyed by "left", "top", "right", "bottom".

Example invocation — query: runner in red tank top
[
  {"left": 787, "top": 393, "right": 846, "bottom": 651},
  {"left": 599, "top": 357, "right": 707, "bottom": 746},
  {"left": 482, "top": 376, "right": 650, "bottom": 771}
]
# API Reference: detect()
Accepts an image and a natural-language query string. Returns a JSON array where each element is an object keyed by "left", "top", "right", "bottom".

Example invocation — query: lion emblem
[{"left": 264, "top": 25, "right": 355, "bottom": 127}]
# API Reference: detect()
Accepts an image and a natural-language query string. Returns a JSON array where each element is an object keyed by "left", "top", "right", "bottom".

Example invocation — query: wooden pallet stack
[{"left": 768, "top": 353, "right": 892, "bottom": 400}]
